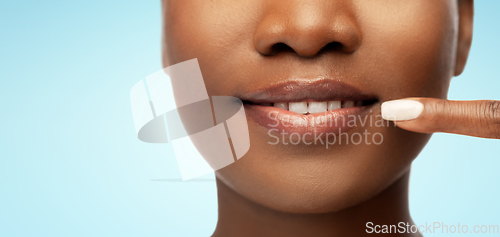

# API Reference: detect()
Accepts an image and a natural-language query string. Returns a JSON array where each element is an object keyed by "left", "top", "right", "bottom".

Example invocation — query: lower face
[{"left": 163, "top": 0, "right": 458, "bottom": 213}]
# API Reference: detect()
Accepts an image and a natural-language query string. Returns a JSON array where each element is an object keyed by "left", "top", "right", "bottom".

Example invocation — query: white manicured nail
[{"left": 381, "top": 99, "right": 424, "bottom": 121}]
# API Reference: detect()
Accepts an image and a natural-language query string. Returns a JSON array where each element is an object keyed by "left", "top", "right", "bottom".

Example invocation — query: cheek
[
  {"left": 164, "top": 1, "right": 259, "bottom": 65},
  {"left": 356, "top": 0, "right": 458, "bottom": 99},
  {"left": 164, "top": 1, "right": 263, "bottom": 97}
]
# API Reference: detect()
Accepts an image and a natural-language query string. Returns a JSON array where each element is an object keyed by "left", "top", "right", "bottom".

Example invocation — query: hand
[{"left": 381, "top": 98, "right": 500, "bottom": 139}]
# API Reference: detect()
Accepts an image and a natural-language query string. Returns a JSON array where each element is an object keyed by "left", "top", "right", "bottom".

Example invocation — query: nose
[{"left": 253, "top": 1, "right": 362, "bottom": 58}]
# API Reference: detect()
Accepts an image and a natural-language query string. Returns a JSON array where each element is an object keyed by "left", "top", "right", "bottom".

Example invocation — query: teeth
[
  {"left": 327, "top": 101, "right": 341, "bottom": 111},
  {"left": 273, "top": 102, "right": 288, "bottom": 110},
  {"left": 343, "top": 101, "right": 355, "bottom": 108},
  {"left": 268, "top": 100, "right": 363, "bottom": 114},
  {"left": 308, "top": 102, "right": 327, "bottom": 114},
  {"left": 289, "top": 102, "right": 308, "bottom": 114}
]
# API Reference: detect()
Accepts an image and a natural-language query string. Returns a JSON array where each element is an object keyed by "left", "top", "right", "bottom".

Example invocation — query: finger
[{"left": 381, "top": 98, "right": 500, "bottom": 139}]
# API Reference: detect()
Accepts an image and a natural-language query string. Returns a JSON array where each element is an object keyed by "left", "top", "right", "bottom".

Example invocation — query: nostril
[
  {"left": 320, "top": 42, "right": 344, "bottom": 53},
  {"left": 268, "top": 43, "right": 294, "bottom": 56},
  {"left": 265, "top": 41, "right": 347, "bottom": 57}
]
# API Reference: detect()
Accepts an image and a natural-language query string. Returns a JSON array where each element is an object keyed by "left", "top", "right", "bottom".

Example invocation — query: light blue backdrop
[{"left": 0, "top": 1, "right": 498, "bottom": 236}]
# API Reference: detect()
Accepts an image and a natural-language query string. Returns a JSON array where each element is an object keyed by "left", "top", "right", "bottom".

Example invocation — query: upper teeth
[
  {"left": 273, "top": 101, "right": 360, "bottom": 114},
  {"left": 308, "top": 102, "right": 327, "bottom": 114}
]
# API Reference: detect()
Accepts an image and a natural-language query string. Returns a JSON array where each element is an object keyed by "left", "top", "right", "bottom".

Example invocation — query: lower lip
[{"left": 244, "top": 104, "right": 372, "bottom": 135}]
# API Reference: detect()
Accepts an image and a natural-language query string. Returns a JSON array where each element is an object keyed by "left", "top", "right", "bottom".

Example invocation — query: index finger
[{"left": 381, "top": 98, "right": 500, "bottom": 139}]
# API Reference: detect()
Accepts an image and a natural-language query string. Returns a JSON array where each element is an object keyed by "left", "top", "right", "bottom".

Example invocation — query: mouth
[
  {"left": 239, "top": 79, "right": 378, "bottom": 135},
  {"left": 245, "top": 100, "right": 374, "bottom": 114}
]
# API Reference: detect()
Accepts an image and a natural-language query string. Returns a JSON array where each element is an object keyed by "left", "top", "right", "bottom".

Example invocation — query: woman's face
[{"left": 162, "top": 0, "right": 470, "bottom": 213}]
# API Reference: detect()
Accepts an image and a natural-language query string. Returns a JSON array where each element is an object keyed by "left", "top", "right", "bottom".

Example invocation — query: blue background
[{"left": 1, "top": 1, "right": 499, "bottom": 236}]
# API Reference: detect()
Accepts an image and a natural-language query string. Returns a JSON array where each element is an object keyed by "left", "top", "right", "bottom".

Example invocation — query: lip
[
  {"left": 239, "top": 79, "right": 377, "bottom": 103},
  {"left": 239, "top": 79, "right": 378, "bottom": 135}
]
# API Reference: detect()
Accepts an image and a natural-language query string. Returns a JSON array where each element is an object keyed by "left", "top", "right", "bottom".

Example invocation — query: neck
[{"left": 213, "top": 171, "right": 420, "bottom": 237}]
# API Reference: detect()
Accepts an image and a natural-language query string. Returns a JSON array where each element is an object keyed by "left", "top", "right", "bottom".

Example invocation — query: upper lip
[{"left": 238, "top": 78, "right": 378, "bottom": 103}]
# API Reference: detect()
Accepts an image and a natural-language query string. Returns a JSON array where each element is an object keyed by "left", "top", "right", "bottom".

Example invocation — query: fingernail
[{"left": 381, "top": 99, "right": 424, "bottom": 121}]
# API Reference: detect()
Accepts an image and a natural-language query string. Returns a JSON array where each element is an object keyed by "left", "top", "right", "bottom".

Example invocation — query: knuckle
[
  {"left": 483, "top": 101, "right": 500, "bottom": 138},
  {"left": 430, "top": 99, "right": 453, "bottom": 132},
  {"left": 485, "top": 101, "right": 500, "bottom": 121},
  {"left": 483, "top": 101, "right": 500, "bottom": 122}
]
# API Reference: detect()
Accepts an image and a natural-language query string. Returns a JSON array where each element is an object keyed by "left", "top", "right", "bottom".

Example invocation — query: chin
[{"left": 215, "top": 124, "right": 432, "bottom": 214}]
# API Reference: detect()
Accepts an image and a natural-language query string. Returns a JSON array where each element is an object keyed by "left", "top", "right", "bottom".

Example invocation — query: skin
[{"left": 161, "top": 0, "right": 475, "bottom": 236}]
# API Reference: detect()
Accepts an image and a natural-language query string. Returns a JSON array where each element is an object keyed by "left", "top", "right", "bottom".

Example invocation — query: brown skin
[{"left": 162, "top": 0, "right": 473, "bottom": 236}]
